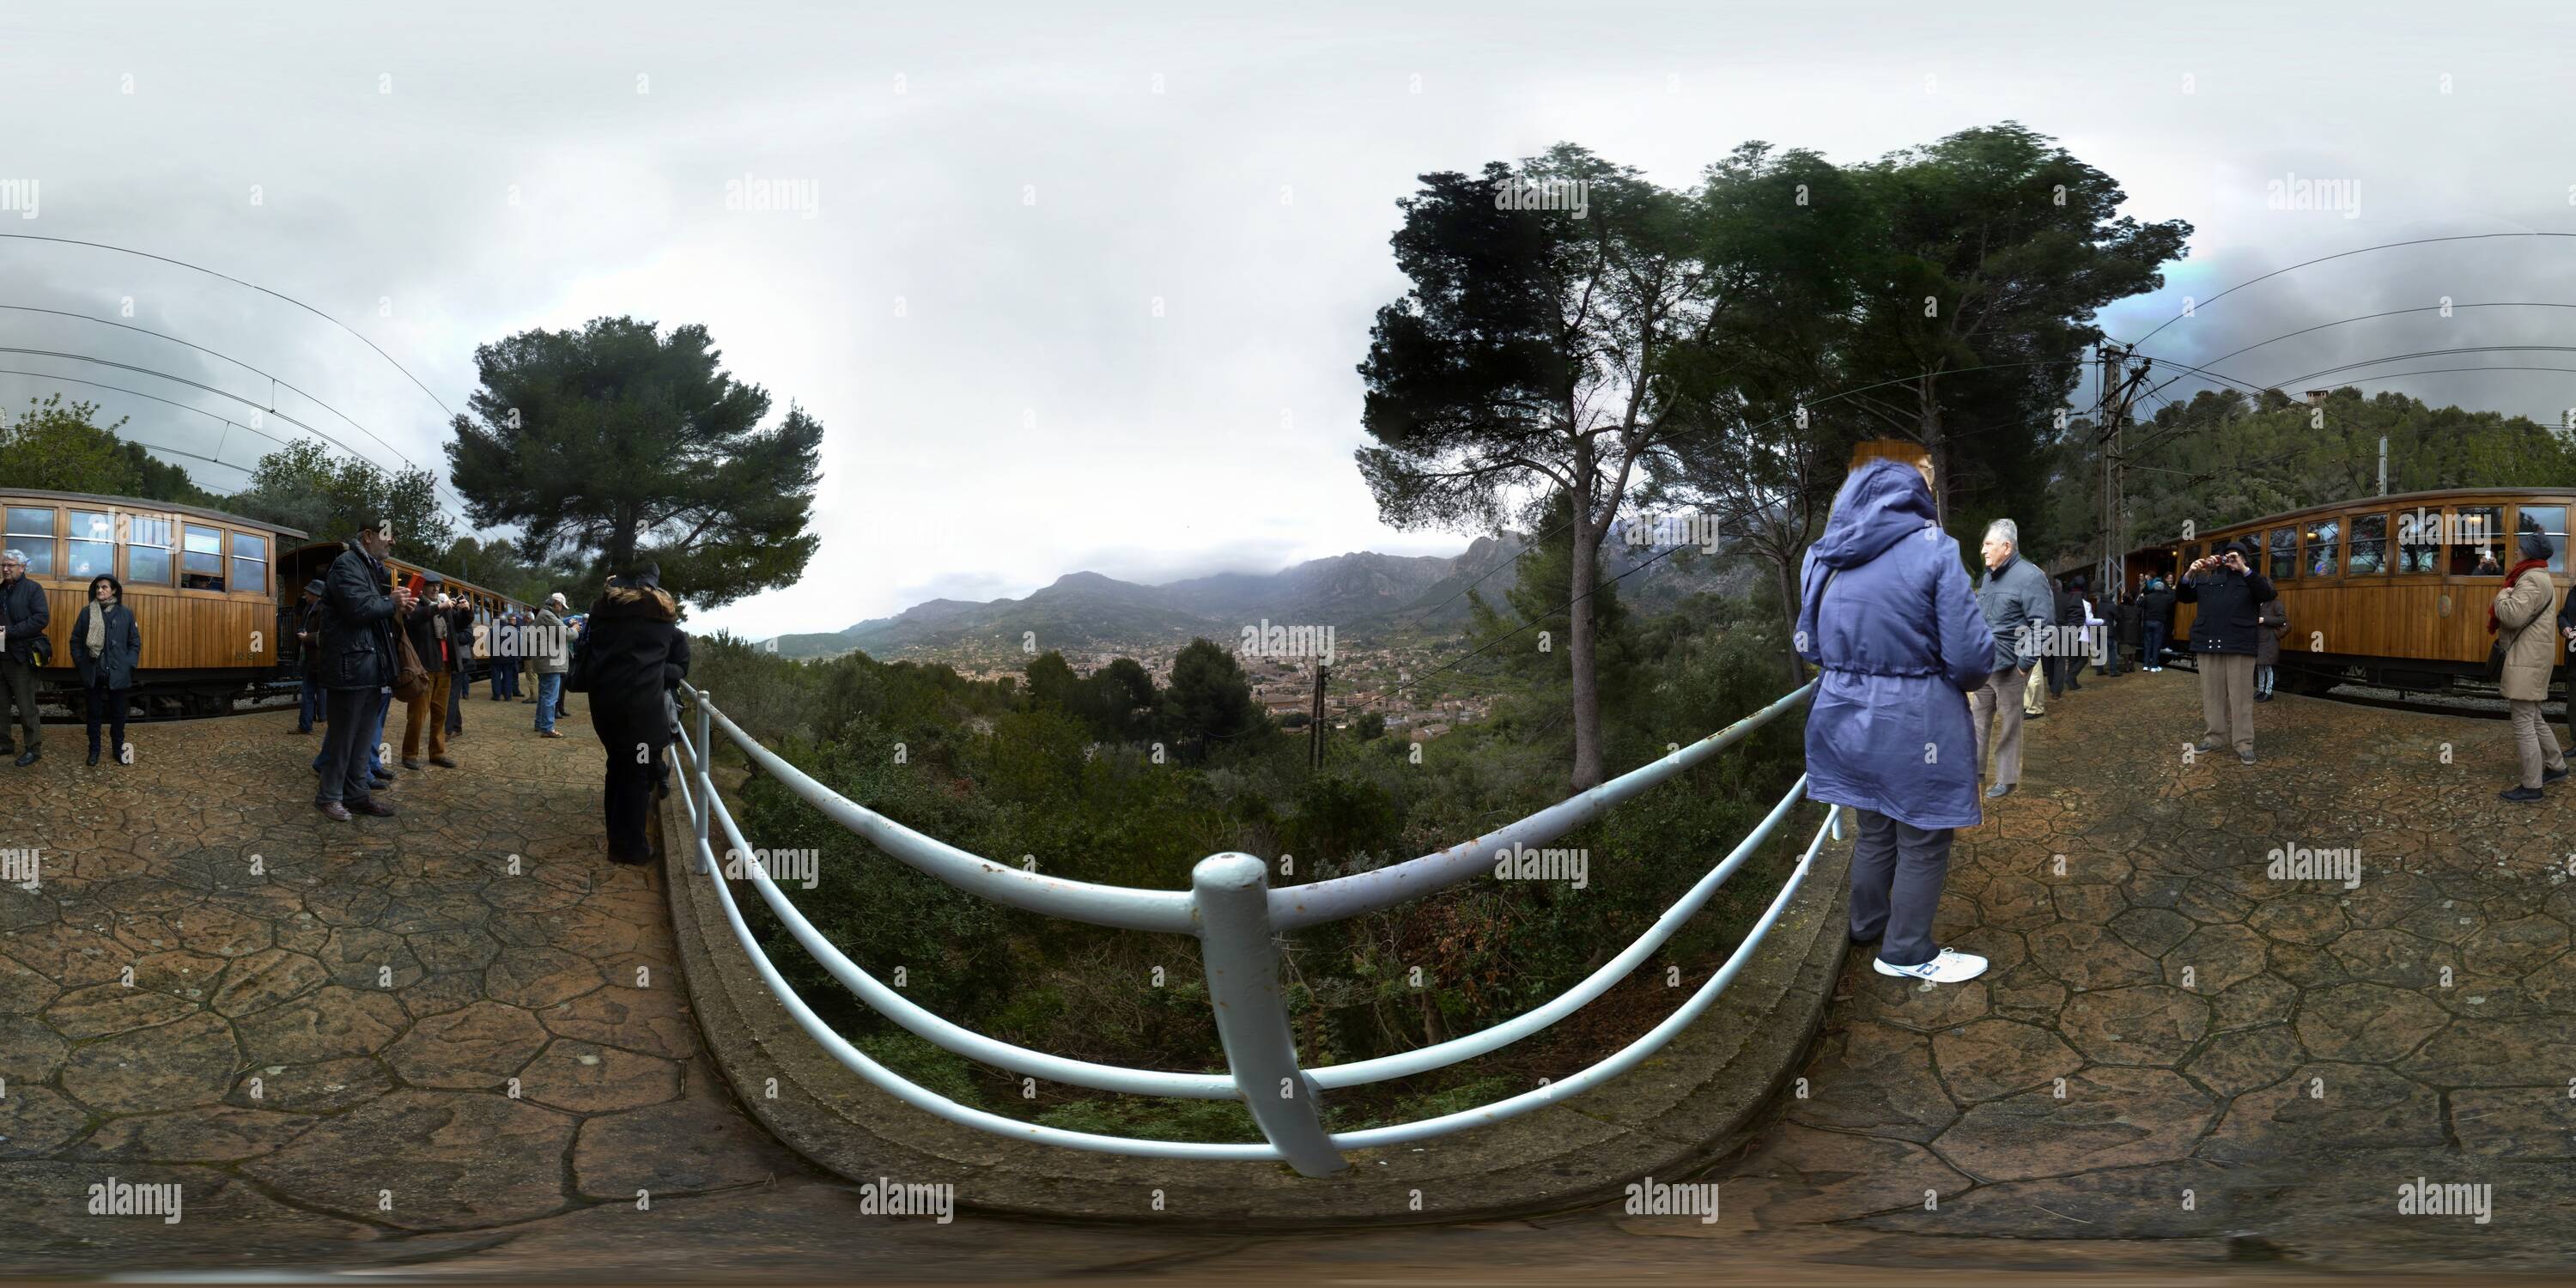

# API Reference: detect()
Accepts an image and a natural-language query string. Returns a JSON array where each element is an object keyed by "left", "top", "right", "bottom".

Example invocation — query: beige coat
[{"left": 2493, "top": 566, "right": 2562, "bottom": 702}]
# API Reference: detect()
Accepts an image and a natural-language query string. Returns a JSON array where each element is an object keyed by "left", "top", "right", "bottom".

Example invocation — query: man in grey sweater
[{"left": 1969, "top": 519, "right": 2055, "bottom": 799}]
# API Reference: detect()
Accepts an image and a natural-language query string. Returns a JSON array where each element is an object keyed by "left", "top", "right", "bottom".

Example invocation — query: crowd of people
[
  {"left": 1798, "top": 459, "right": 2576, "bottom": 992},
  {"left": 299, "top": 521, "right": 690, "bottom": 865}
]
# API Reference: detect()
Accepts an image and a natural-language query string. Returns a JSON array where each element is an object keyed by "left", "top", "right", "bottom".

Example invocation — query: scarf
[
  {"left": 2489, "top": 558, "right": 2551, "bottom": 632},
  {"left": 87, "top": 602, "right": 108, "bottom": 655}
]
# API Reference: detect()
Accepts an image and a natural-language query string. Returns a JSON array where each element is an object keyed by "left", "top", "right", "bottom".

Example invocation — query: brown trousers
[
  {"left": 2197, "top": 652, "right": 2257, "bottom": 755},
  {"left": 403, "top": 672, "right": 452, "bottom": 760}
]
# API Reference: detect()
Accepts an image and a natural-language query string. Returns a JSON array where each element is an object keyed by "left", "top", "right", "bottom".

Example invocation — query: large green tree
[
  {"left": 1358, "top": 144, "right": 1709, "bottom": 791},
  {"left": 232, "top": 437, "right": 454, "bottom": 550},
  {"left": 0, "top": 395, "right": 220, "bottom": 506},
  {"left": 1838, "top": 124, "right": 2190, "bottom": 532},
  {"left": 444, "top": 316, "right": 823, "bottom": 609}
]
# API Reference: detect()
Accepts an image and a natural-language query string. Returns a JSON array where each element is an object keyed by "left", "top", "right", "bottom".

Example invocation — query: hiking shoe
[
  {"left": 429, "top": 756, "right": 458, "bottom": 768},
  {"left": 2545, "top": 765, "right": 2569, "bottom": 786},
  {"left": 1873, "top": 949, "right": 1990, "bottom": 984},
  {"left": 2239, "top": 750, "right": 2257, "bottom": 764},
  {"left": 2193, "top": 738, "right": 2223, "bottom": 753},
  {"left": 2502, "top": 786, "right": 2545, "bottom": 804}
]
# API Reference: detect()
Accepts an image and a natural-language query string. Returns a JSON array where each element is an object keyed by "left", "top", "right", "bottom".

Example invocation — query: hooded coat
[
  {"left": 1795, "top": 459, "right": 1997, "bottom": 830},
  {"left": 580, "top": 578, "right": 691, "bottom": 751}
]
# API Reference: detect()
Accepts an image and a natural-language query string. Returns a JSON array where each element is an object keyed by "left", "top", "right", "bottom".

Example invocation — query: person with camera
[
  {"left": 2178, "top": 538, "right": 2275, "bottom": 763},
  {"left": 315, "top": 520, "right": 416, "bottom": 819},
  {"left": 400, "top": 573, "right": 461, "bottom": 770}
]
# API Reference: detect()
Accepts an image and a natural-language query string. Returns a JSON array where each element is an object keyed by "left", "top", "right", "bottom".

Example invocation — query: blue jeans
[
  {"left": 2144, "top": 621, "right": 2166, "bottom": 668},
  {"left": 535, "top": 672, "right": 562, "bottom": 733},
  {"left": 297, "top": 674, "right": 324, "bottom": 732}
]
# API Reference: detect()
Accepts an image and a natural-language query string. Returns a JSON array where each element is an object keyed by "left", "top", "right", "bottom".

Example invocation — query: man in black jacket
[
  {"left": 315, "top": 521, "right": 414, "bottom": 819},
  {"left": 2178, "top": 538, "right": 2275, "bottom": 763},
  {"left": 0, "top": 548, "right": 47, "bottom": 765},
  {"left": 2048, "top": 575, "right": 2087, "bottom": 697},
  {"left": 2140, "top": 577, "right": 2178, "bottom": 671},
  {"left": 580, "top": 565, "right": 691, "bottom": 866},
  {"left": 295, "top": 580, "right": 326, "bottom": 734}
]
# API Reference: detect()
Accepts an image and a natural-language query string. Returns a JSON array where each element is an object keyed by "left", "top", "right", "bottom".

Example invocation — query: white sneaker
[{"left": 1873, "top": 948, "right": 1990, "bottom": 984}]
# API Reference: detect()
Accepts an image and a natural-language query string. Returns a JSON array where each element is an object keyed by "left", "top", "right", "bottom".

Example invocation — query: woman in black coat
[
  {"left": 70, "top": 574, "right": 143, "bottom": 766},
  {"left": 575, "top": 565, "right": 691, "bottom": 866}
]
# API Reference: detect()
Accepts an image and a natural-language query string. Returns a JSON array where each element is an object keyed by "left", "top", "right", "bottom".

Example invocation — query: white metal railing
[{"left": 671, "top": 679, "right": 1829, "bottom": 1177}]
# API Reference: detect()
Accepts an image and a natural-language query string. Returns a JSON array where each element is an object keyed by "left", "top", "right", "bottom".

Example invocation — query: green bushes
[{"left": 705, "top": 592, "right": 1817, "bottom": 1136}]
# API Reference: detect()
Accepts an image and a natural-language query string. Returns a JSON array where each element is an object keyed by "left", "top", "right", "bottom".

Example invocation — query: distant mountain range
[{"left": 766, "top": 531, "right": 1738, "bottom": 660}]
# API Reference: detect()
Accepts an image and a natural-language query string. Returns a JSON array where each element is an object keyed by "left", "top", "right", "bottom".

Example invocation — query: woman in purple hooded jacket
[{"left": 1795, "top": 458, "right": 1997, "bottom": 984}]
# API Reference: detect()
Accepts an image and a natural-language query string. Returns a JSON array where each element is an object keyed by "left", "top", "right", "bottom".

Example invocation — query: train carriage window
[
  {"left": 2450, "top": 505, "right": 2505, "bottom": 575},
  {"left": 2395, "top": 507, "right": 2441, "bottom": 573},
  {"left": 2517, "top": 505, "right": 2569, "bottom": 574},
  {"left": 3, "top": 506, "right": 56, "bottom": 576},
  {"left": 127, "top": 515, "right": 173, "bottom": 585},
  {"left": 2268, "top": 527, "right": 2297, "bottom": 580},
  {"left": 229, "top": 532, "right": 269, "bottom": 596},
  {"left": 2348, "top": 513, "right": 2389, "bottom": 574},
  {"left": 67, "top": 510, "right": 115, "bottom": 580},
  {"left": 2182, "top": 542, "right": 2202, "bottom": 570},
  {"left": 180, "top": 524, "right": 227, "bottom": 591},
  {"left": 2305, "top": 519, "right": 2340, "bottom": 575}
]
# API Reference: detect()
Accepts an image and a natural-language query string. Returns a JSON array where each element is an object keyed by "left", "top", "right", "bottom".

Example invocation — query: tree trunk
[{"left": 1566, "top": 441, "right": 1606, "bottom": 793}]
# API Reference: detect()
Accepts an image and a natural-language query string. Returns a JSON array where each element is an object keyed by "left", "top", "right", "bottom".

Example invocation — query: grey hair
[
  {"left": 1983, "top": 519, "right": 2019, "bottom": 549},
  {"left": 0, "top": 549, "right": 26, "bottom": 565}
]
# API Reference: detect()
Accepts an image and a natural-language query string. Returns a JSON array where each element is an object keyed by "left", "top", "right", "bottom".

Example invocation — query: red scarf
[{"left": 2489, "top": 558, "right": 2550, "bottom": 632}]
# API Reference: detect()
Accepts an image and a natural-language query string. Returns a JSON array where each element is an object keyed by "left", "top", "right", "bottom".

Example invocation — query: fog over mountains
[{"left": 768, "top": 531, "right": 1741, "bottom": 659}]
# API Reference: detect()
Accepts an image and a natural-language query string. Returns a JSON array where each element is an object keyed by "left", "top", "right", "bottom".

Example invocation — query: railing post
[
  {"left": 1190, "top": 853, "right": 1346, "bottom": 1177},
  {"left": 694, "top": 690, "right": 714, "bottom": 868}
]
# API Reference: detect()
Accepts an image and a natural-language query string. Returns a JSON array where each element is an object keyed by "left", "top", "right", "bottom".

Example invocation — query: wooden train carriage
[
  {"left": 5, "top": 489, "right": 302, "bottom": 713},
  {"left": 276, "top": 542, "right": 534, "bottom": 677},
  {"left": 3, "top": 489, "right": 537, "bottom": 716},
  {"left": 2136, "top": 488, "right": 2573, "bottom": 694}
]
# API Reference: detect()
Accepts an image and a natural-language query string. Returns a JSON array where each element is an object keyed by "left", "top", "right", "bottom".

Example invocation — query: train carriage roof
[{"left": 2, "top": 488, "right": 310, "bottom": 541}]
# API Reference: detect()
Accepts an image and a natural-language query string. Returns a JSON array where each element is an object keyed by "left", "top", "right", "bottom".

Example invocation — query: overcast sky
[{"left": 9, "top": 1, "right": 2576, "bottom": 637}]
